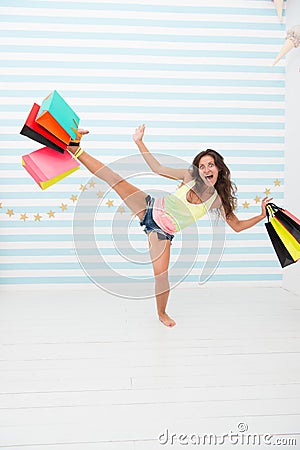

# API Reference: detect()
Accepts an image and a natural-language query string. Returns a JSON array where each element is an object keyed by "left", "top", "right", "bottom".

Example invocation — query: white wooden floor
[{"left": 0, "top": 285, "right": 300, "bottom": 450}]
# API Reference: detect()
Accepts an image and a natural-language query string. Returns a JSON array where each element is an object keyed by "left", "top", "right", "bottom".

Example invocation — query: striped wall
[{"left": 0, "top": 0, "right": 286, "bottom": 290}]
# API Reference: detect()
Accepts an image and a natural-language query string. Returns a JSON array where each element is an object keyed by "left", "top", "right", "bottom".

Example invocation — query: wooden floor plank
[{"left": 0, "top": 286, "right": 299, "bottom": 448}]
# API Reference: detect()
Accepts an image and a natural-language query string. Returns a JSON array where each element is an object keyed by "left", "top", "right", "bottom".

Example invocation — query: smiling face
[{"left": 198, "top": 154, "right": 219, "bottom": 186}]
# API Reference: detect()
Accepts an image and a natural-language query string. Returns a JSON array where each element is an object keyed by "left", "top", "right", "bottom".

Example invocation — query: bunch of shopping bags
[
  {"left": 20, "top": 91, "right": 81, "bottom": 189},
  {"left": 265, "top": 203, "right": 300, "bottom": 267}
]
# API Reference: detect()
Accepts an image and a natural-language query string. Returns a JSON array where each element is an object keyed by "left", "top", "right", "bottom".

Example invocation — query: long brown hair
[{"left": 189, "top": 149, "right": 237, "bottom": 217}]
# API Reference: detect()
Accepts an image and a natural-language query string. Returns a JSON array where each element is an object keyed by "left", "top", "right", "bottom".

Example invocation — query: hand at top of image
[{"left": 133, "top": 124, "right": 145, "bottom": 144}]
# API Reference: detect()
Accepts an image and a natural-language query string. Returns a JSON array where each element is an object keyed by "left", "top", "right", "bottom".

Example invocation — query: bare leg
[
  {"left": 148, "top": 232, "right": 176, "bottom": 327},
  {"left": 68, "top": 146, "right": 147, "bottom": 219},
  {"left": 68, "top": 143, "right": 175, "bottom": 325}
]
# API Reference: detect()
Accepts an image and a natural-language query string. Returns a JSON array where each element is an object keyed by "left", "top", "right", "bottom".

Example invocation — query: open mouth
[{"left": 205, "top": 175, "right": 214, "bottom": 182}]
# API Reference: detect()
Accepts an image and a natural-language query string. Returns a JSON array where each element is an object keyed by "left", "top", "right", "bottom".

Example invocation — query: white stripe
[
  {"left": 0, "top": 23, "right": 285, "bottom": 39},
  {"left": 0, "top": 180, "right": 284, "bottom": 195},
  {"left": 0, "top": 98, "right": 285, "bottom": 108},
  {"left": 0, "top": 240, "right": 274, "bottom": 250},
  {"left": 0, "top": 84, "right": 285, "bottom": 96},
  {"left": 0, "top": 281, "right": 283, "bottom": 290},
  {"left": 22, "top": 0, "right": 276, "bottom": 9},
  {"left": 2, "top": 152, "right": 283, "bottom": 163},
  {"left": 0, "top": 68, "right": 285, "bottom": 81},
  {"left": 0, "top": 253, "right": 278, "bottom": 264},
  {"left": 0, "top": 7, "right": 283, "bottom": 24},
  {"left": 0, "top": 241, "right": 76, "bottom": 249},
  {"left": 1, "top": 267, "right": 282, "bottom": 277},
  {"left": 0, "top": 211, "right": 277, "bottom": 223},
  {"left": 0, "top": 38, "right": 285, "bottom": 53},
  {"left": 3, "top": 143, "right": 286, "bottom": 155},
  {"left": 0, "top": 110, "right": 285, "bottom": 121},
  {"left": 0, "top": 225, "right": 272, "bottom": 235},
  {"left": 0, "top": 182, "right": 284, "bottom": 194},
  {"left": 3, "top": 127, "right": 285, "bottom": 137},
  {"left": 0, "top": 52, "right": 281, "bottom": 67},
  {"left": 1, "top": 112, "right": 286, "bottom": 123}
]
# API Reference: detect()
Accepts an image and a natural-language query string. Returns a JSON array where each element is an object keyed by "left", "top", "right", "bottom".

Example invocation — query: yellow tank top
[{"left": 153, "top": 181, "right": 218, "bottom": 234}]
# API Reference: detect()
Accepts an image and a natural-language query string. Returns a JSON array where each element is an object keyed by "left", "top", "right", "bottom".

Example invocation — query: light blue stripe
[
  {"left": 0, "top": 78, "right": 285, "bottom": 87},
  {"left": 0, "top": 15, "right": 284, "bottom": 30},
  {"left": 0, "top": 177, "right": 285, "bottom": 190},
  {"left": 0, "top": 190, "right": 87, "bottom": 198},
  {"left": 0, "top": 218, "right": 278, "bottom": 228},
  {"left": 0, "top": 259, "right": 279, "bottom": 270},
  {"left": 0, "top": 277, "right": 91, "bottom": 284},
  {"left": 3, "top": 119, "right": 286, "bottom": 129},
  {"left": 0, "top": 30, "right": 285, "bottom": 46},
  {"left": 0, "top": 172, "right": 285, "bottom": 188},
  {"left": 192, "top": 274, "right": 282, "bottom": 282},
  {"left": 0, "top": 91, "right": 285, "bottom": 101},
  {"left": 0, "top": 204, "right": 283, "bottom": 218},
  {"left": 0, "top": 105, "right": 285, "bottom": 115},
  {"left": 0, "top": 150, "right": 286, "bottom": 159},
  {"left": 0, "top": 247, "right": 275, "bottom": 257},
  {"left": 0, "top": 46, "right": 280, "bottom": 60},
  {"left": 0, "top": 233, "right": 273, "bottom": 242},
  {"left": 0, "top": 2, "right": 281, "bottom": 16},
  {"left": 0, "top": 274, "right": 282, "bottom": 285},
  {"left": 0, "top": 60, "right": 285, "bottom": 73},
  {"left": 4, "top": 135, "right": 286, "bottom": 144}
]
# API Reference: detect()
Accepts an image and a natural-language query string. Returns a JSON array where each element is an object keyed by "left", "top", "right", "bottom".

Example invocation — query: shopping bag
[
  {"left": 35, "top": 90, "right": 80, "bottom": 144},
  {"left": 272, "top": 210, "right": 300, "bottom": 243},
  {"left": 269, "top": 216, "right": 300, "bottom": 261},
  {"left": 265, "top": 222, "right": 295, "bottom": 268},
  {"left": 20, "top": 103, "right": 66, "bottom": 153},
  {"left": 267, "top": 203, "right": 300, "bottom": 246},
  {"left": 265, "top": 204, "right": 300, "bottom": 267},
  {"left": 282, "top": 209, "right": 300, "bottom": 226},
  {"left": 22, "top": 146, "right": 80, "bottom": 190}
]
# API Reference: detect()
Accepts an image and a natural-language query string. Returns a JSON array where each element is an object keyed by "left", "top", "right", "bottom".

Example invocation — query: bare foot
[{"left": 159, "top": 313, "right": 176, "bottom": 327}]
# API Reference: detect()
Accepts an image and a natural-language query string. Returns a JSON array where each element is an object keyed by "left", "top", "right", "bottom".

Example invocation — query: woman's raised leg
[
  {"left": 148, "top": 232, "right": 176, "bottom": 327},
  {"left": 68, "top": 142, "right": 147, "bottom": 219}
]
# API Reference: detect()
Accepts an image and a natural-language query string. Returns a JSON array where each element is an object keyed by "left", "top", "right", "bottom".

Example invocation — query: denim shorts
[{"left": 139, "top": 195, "right": 174, "bottom": 242}]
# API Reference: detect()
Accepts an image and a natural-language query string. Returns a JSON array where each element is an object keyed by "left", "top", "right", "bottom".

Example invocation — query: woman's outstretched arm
[
  {"left": 225, "top": 196, "right": 273, "bottom": 232},
  {"left": 133, "top": 124, "right": 189, "bottom": 181}
]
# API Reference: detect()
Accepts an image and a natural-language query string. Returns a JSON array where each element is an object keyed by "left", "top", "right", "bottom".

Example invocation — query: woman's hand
[
  {"left": 261, "top": 196, "right": 273, "bottom": 218},
  {"left": 67, "top": 128, "right": 89, "bottom": 154},
  {"left": 133, "top": 124, "right": 145, "bottom": 144}
]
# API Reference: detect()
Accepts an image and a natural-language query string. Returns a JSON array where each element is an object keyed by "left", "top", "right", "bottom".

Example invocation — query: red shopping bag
[{"left": 20, "top": 103, "right": 67, "bottom": 153}]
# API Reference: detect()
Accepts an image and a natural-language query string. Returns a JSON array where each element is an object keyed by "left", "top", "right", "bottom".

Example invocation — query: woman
[{"left": 68, "top": 124, "right": 272, "bottom": 327}]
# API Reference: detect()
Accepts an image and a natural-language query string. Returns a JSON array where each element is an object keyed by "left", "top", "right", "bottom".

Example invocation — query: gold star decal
[
  {"left": 34, "top": 213, "right": 42, "bottom": 221},
  {"left": 6, "top": 209, "right": 14, "bottom": 217},
  {"left": 265, "top": 188, "right": 271, "bottom": 196},
  {"left": 70, "top": 195, "right": 78, "bottom": 203},
  {"left": 274, "top": 179, "right": 281, "bottom": 187},
  {"left": 243, "top": 201, "right": 250, "bottom": 209},
  {"left": 47, "top": 210, "right": 55, "bottom": 218},
  {"left": 117, "top": 206, "right": 125, "bottom": 214},
  {"left": 20, "top": 213, "right": 28, "bottom": 221},
  {"left": 97, "top": 191, "right": 104, "bottom": 198},
  {"left": 79, "top": 184, "right": 87, "bottom": 191},
  {"left": 60, "top": 203, "right": 68, "bottom": 212},
  {"left": 106, "top": 199, "right": 114, "bottom": 207},
  {"left": 88, "top": 181, "right": 96, "bottom": 188},
  {"left": 254, "top": 196, "right": 261, "bottom": 204},
  {"left": 0, "top": 202, "right": 2, "bottom": 208}
]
